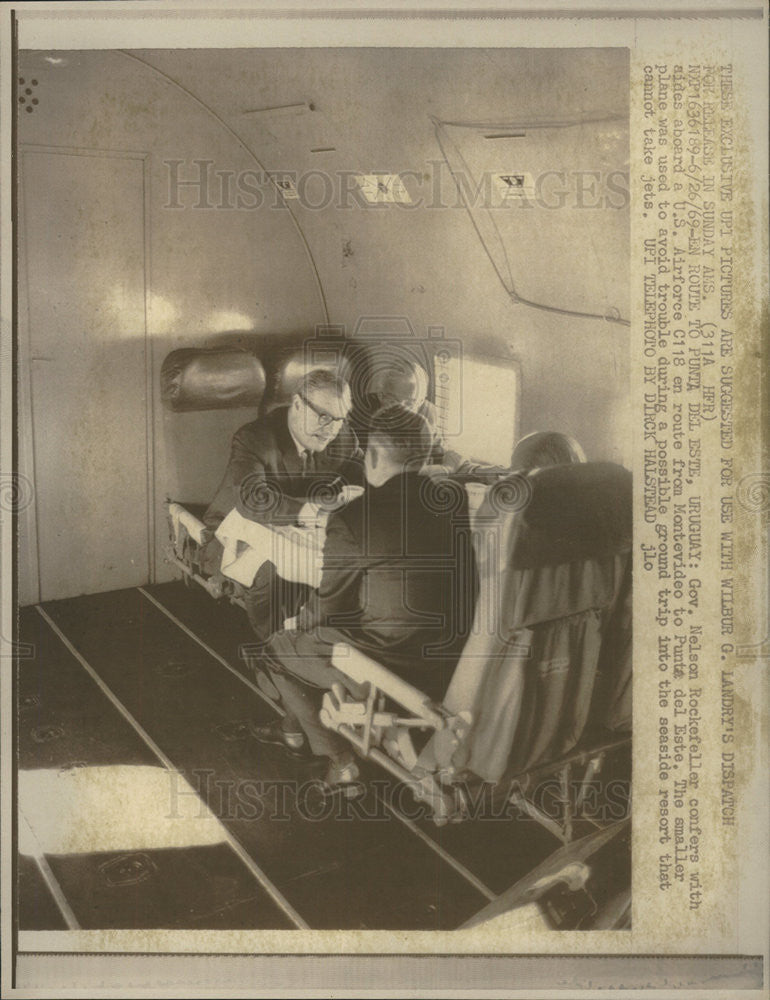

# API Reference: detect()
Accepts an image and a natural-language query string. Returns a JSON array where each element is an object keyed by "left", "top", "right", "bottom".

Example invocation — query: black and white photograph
[
  {"left": 11, "top": 40, "right": 632, "bottom": 938},
  {"left": 4, "top": 4, "right": 768, "bottom": 996}
]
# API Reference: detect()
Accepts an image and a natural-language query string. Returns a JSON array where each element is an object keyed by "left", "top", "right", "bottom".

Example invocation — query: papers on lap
[{"left": 215, "top": 507, "right": 325, "bottom": 587}]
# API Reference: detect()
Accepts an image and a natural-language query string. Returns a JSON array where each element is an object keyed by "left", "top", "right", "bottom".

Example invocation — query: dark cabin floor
[{"left": 16, "top": 580, "right": 583, "bottom": 931}]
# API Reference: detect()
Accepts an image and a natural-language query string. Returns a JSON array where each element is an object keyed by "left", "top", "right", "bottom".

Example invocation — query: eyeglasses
[{"left": 299, "top": 392, "right": 346, "bottom": 429}]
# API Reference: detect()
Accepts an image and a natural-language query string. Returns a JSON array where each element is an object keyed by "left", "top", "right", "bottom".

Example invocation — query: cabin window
[{"left": 433, "top": 353, "right": 519, "bottom": 467}]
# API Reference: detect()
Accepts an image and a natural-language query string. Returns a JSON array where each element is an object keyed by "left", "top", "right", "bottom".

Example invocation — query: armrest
[
  {"left": 331, "top": 643, "right": 446, "bottom": 730},
  {"left": 167, "top": 502, "right": 212, "bottom": 546}
]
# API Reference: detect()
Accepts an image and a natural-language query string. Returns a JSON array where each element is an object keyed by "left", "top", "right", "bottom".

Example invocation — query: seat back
[{"left": 443, "top": 462, "right": 632, "bottom": 783}]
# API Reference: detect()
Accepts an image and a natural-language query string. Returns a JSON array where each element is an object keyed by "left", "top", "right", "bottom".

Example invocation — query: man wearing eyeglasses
[
  {"left": 251, "top": 405, "right": 477, "bottom": 792},
  {"left": 204, "top": 368, "right": 363, "bottom": 641}
]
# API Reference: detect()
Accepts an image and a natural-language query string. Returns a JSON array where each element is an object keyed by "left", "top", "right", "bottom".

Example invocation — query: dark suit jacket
[
  {"left": 204, "top": 406, "right": 363, "bottom": 528},
  {"left": 299, "top": 471, "right": 477, "bottom": 690}
]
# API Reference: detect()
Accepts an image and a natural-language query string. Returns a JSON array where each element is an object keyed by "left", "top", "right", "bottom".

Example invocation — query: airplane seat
[
  {"left": 320, "top": 461, "right": 632, "bottom": 833},
  {"left": 161, "top": 346, "right": 267, "bottom": 606},
  {"left": 448, "top": 461, "right": 632, "bottom": 779}
]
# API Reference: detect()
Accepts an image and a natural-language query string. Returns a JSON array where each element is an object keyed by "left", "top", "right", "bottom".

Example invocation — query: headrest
[
  {"left": 485, "top": 462, "right": 632, "bottom": 568},
  {"left": 161, "top": 348, "right": 266, "bottom": 412}
]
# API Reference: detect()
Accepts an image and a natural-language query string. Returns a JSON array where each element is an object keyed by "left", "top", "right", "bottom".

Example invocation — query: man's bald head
[{"left": 374, "top": 361, "right": 428, "bottom": 413}]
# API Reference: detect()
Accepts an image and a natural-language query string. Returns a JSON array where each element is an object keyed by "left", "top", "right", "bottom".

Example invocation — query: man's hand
[{"left": 297, "top": 502, "right": 322, "bottom": 527}]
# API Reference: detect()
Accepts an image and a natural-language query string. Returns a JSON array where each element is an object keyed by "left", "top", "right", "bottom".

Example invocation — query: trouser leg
[
  {"left": 265, "top": 628, "right": 364, "bottom": 761},
  {"left": 268, "top": 668, "right": 349, "bottom": 760},
  {"left": 242, "top": 564, "right": 309, "bottom": 735},
  {"left": 243, "top": 561, "right": 310, "bottom": 644}
]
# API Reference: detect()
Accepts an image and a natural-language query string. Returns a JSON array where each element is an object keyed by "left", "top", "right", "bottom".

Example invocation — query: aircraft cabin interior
[{"left": 15, "top": 45, "right": 632, "bottom": 934}]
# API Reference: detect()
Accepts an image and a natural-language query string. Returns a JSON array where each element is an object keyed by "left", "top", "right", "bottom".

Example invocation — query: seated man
[
  {"left": 252, "top": 405, "right": 478, "bottom": 790},
  {"left": 203, "top": 368, "right": 363, "bottom": 642},
  {"left": 351, "top": 358, "right": 505, "bottom": 479},
  {"left": 349, "top": 358, "right": 454, "bottom": 467}
]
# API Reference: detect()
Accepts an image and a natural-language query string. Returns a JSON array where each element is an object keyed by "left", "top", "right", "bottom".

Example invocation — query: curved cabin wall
[
  {"left": 140, "top": 46, "right": 629, "bottom": 466},
  {"left": 17, "top": 47, "right": 629, "bottom": 601},
  {"left": 17, "top": 50, "right": 325, "bottom": 601}
]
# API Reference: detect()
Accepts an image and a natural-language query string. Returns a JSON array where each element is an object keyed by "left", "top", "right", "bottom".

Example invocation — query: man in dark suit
[
  {"left": 253, "top": 405, "right": 477, "bottom": 789},
  {"left": 203, "top": 369, "right": 363, "bottom": 641}
]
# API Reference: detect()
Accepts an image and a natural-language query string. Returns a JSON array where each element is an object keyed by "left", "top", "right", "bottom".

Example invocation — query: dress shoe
[
  {"left": 249, "top": 718, "right": 311, "bottom": 759},
  {"left": 320, "top": 757, "right": 364, "bottom": 798}
]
